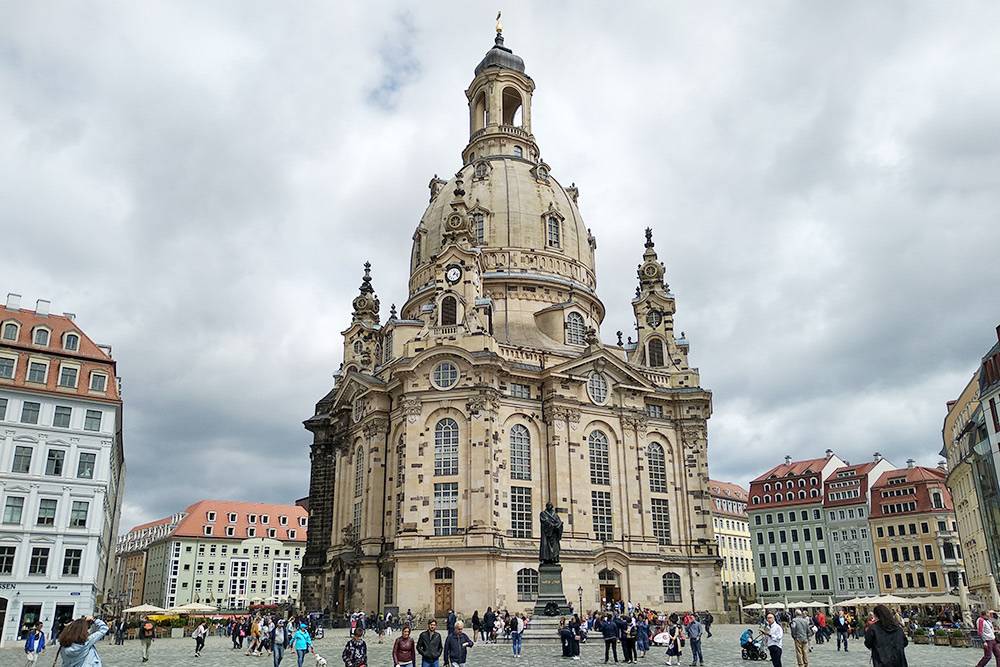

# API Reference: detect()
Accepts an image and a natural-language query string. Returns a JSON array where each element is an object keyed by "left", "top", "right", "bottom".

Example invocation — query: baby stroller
[{"left": 741, "top": 635, "right": 769, "bottom": 661}]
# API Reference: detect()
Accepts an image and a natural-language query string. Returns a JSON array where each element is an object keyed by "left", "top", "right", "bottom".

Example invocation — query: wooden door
[{"left": 434, "top": 584, "right": 453, "bottom": 617}]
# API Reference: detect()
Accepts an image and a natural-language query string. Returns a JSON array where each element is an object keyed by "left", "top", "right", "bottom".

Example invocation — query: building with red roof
[{"left": 708, "top": 480, "right": 756, "bottom": 605}]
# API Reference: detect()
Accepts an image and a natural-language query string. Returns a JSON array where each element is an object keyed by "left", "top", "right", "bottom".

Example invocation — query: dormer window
[
  {"left": 228, "top": 513, "right": 237, "bottom": 523},
  {"left": 225, "top": 526, "right": 235, "bottom": 537},
  {"left": 268, "top": 528, "right": 276, "bottom": 538},
  {"left": 33, "top": 328, "right": 50, "bottom": 346},
  {"left": 279, "top": 515, "right": 288, "bottom": 526},
  {"left": 1, "top": 322, "right": 18, "bottom": 341},
  {"left": 248, "top": 514, "right": 257, "bottom": 524},
  {"left": 204, "top": 525, "right": 213, "bottom": 536},
  {"left": 64, "top": 333, "right": 79, "bottom": 351},
  {"left": 247, "top": 527, "right": 256, "bottom": 537},
  {"left": 298, "top": 517, "right": 307, "bottom": 527},
  {"left": 546, "top": 216, "right": 561, "bottom": 248},
  {"left": 513, "top": 146, "right": 523, "bottom": 158},
  {"left": 89, "top": 373, "right": 108, "bottom": 392},
  {"left": 261, "top": 514, "right": 269, "bottom": 524},
  {"left": 207, "top": 511, "right": 216, "bottom": 522},
  {"left": 288, "top": 529, "right": 297, "bottom": 539},
  {"left": 565, "top": 312, "right": 585, "bottom": 345}
]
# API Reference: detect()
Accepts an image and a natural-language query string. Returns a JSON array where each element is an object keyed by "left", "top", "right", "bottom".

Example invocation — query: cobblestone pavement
[{"left": 0, "top": 624, "right": 986, "bottom": 666}]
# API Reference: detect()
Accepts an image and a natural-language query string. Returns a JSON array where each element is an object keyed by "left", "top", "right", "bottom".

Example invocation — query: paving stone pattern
[{"left": 0, "top": 624, "right": 984, "bottom": 667}]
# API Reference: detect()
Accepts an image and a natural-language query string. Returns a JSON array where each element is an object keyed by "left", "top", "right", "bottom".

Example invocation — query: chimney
[
  {"left": 938, "top": 460, "right": 948, "bottom": 472},
  {"left": 62, "top": 312, "right": 76, "bottom": 321},
  {"left": 873, "top": 452, "right": 882, "bottom": 462},
  {"left": 907, "top": 458, "right": 916, "bottom": 469},
  {"left": 784, "top": 455, "right": 792, "bottom": 465},
  {"left": 825, "top": 449, "right": 834, "bottom": 459},
  {"left": 35, "top": 299, "right": 50, "bottom": 316},
  {"left": 5, "top": 293, "right": 21, "bottom": 309}
]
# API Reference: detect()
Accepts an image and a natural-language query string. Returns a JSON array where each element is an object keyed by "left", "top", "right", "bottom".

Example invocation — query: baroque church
[{"left": 301, "top": 28, "right": 718, "bottom": 618}]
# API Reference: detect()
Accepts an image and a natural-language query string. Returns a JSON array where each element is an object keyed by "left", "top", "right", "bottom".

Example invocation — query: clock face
[
  {"left": 445, "top": 266, "right": 462, "bottom": 284},
  {"left": 646, "top": 310, "right": 662, "bottom": 328}
]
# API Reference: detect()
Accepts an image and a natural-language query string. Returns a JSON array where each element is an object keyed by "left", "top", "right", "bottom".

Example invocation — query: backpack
[{"left": 143, "top": 622, "right": 154, "bottom": 633}]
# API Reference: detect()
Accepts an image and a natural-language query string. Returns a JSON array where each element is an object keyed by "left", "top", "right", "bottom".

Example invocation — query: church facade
[{"left": 301, "top": 30, "right": 719, "bottom": 618}]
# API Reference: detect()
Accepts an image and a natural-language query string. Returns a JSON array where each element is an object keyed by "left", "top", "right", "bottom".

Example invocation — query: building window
[
  {"left": 28, "top": 547, "right": 49, "bottom": 575},
  {"left": 510, "top": 425, "right": 531, "bottom": 480},
  {"left": 77, "top": 452, "right": 96, "bottom": 479},
  {"left": 64, "top": 333, "right": 79, "bottom": 351},
  {"left": 566, "top": 312, "right": 585, "bottom": 345},
  {"left": 89, "top": 373, "right": 108, "bottom": 392},
  {"left": 27, "top": 362, "right": 46, "bottom": 384},
  {"left": 592, "top": 490, "right": 613, "bottom": 541},
  {"left": 472, "top": 211, "right": 486, "bottom": 243},
  {"left": 587, "top": 372, "right": 609, "bottom": 405},
  {"left": 20, "top": 401, "right": 41, "bottom": 425},
  {"left": 1, "top": 322, "right": 17, "bottom": 340},
  {"left": 226, "top": 526, "right": 235, "bottom": 537},
  {"left": 247, "top": 527, "right": 256, "bottom": 537},
  {"left": 12, "top": 446, "right": 32, "bottom": 473},
  {"left": 53, "top": 406, "right": 72, "bottom": 428},
  {"left": 648, "top": 339, "right": 665, "bottom": 367},
  {"left": 3, "top": 496, "right": 24, "bottom": 524},
  {"left": 58, "top": 365, "right": 78, "bottom": 388},
  {"left": 0, "top": 356, "right": 13, "bottom": 379},
  {"left": 45, "top": 450, "right": 65, "bottom": 476},
  {"left": 647, "top": 443, "right": 667, "bottom": 493},
  {"left": 651, "top": 498, "right": 671, "bottom": 545},
  {"left": 84, "top": 410, "right": 102, "bottom": 431},
  {"left": 588, "top": 430, "right": 610, "bottom": 485},
  {"left": 646, "top": 403, "right": 664, "bottom": 419},
  {"left": 546, "top": 216, "right": 560, "bottom": 248},
  {"left": 434, "top": 418, "right": 460, "bottom": 476},
  {"left": 37, "top": 499, "right": 57, "bottom": 526},
  {"left": 510, "top": 383, "right": 531, "bottom": 399},
  {"left": 383, "top": 568, "right": 394, "bottom": 604},
  {"left": 511, "top": 486, "right": 532, "bottom": 538},
  {"left": 0, "top": 546, "right": 14, "bottom": 575},
  {"left": 433, "top": 482, "right": 459, "bottom": 536},
  {"left": 70, "top": 501, "right": 89, "bottom": 528},
  {"left": 432, "top": 361, "right": 459, "bottom": 389},
  {"left": 353, "top": 447, "right": 364, "bottom": 497},
  {"left": 513, "top": 146, "right": 523, "bottom": 158},
  {"left": 33, "top": 328, "right": 50, "bottom": 346},
  {"left": 204, "top": 525, "right": 213, "bottom": 536},
  {"left": 62, "top": 548, "right": 82, "bottom": 576},
  {"left": 662, "top": 572, "right": 682, "bottom": 602},
  {"left": 440, "top": 296, "right": 458, "bottom": 326},
  {"left": 516, "top": 568, "right": 539, "bottom": 601}
]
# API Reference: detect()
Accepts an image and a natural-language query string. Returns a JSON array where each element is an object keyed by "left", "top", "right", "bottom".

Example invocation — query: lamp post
[{"left": 578, "top": 586, "right": 583, "bottom": 614}]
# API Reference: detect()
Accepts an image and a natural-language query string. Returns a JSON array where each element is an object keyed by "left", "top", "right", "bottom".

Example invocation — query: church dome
[
  {"left": 474, "top": 34, "right": 526, "bottom": 76},
  {"left": 409, "top": 157, "right": 596, "bottom": 298}
]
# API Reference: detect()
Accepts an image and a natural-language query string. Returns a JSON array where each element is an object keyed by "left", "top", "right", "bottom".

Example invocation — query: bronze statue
[{"left": 539, "top": 502, "right": 563, "bottom": 563}]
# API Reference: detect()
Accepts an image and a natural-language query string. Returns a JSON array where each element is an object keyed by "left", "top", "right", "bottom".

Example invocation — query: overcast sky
[{"left": 3, "top": 2, "right": 999, "bottom": 530}]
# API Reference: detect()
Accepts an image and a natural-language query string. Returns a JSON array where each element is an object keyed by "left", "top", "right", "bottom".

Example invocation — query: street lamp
[{"left": 577, "top": 586, "right": 583, "bottom": 613}]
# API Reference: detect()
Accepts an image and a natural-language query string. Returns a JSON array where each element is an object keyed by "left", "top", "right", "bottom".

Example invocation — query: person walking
[
  {"left": 471, "top": 612, "right": 480, "bottom": 644},
  {"left": 57, "top": 617, "right": 110, "bottom": 667},
  {"left": 193, "top": 621, "right": 208, "bottom": 657},
  {"left": 113, "top": 618, "right": 126, "bottom": 646},
  {"left": 664, "top": 621, "right": 682, "bottom": 667},
  {"left": 291, "top": 622, "right": 314, "bottom": 667},
  {"left": 790, "top": 610, "right": 812, "bottom": 667},
  {"left": 417, "top": 619, "right": 443, "bottom": 667},
  {"left": 138, "top": 616, "right": 155, "bottom": 663},
  {"left": 23, "top": 622, "right": 46, "bottom": 665},
  {"left": 687, "top": 615, "right": 704, "bottom": 667},
  {"left": 393, "top": 625, "right": 416, "bottom": 667},
  {"left": 763, "top": 612, "right": 783, "bottom": 667},
  {"left": 270, "top": 619, "right": 290, "bottom": 667},
  {"left": 443, "top": 620, "right": 475, "bottom": 667},
  {"left": 976, "top": 610, "right": 1000, "bottom": 667},
  {"left": 704, "top": 612, "right": 714, "bottom": 639},
  {"left": 342, "top": 626, "right": 368, "bottom": 667},
  {"left": 446, "top": 610, "right": 457, "bottom": 636},
  {"left": 636, "top": 615, "right": 649, "bottom": 659},
  {"left": 835, "top": 612, "right": 850, "bottom": 652},
  {"left": 863, "top": 604, "right": 908, "bottom": 667},
  {"left": 510, "top": 613, "right": 525, "bottom": 658},
  {"left": 482, "top": 609, "right": 495, "bottom": 644},
  {"left": 600, "top": 614, "right": 620, "bottom": 663}
]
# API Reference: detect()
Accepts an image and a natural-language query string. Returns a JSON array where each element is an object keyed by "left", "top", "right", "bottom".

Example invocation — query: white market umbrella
[
  {"left": 124, "top": 604, "right": 165, "bottom": 614},
  {"left": 801, "top": 601, "right": 828, "bottom": 608},
  {"left": 764, "top": 602, "right": 786, "bottom": 609},
  {"left": 742, "top": 603, "right": 764, "bottom": 610},
  {"left": 174, "top": 602, "right": 217, "bottom": 613}
]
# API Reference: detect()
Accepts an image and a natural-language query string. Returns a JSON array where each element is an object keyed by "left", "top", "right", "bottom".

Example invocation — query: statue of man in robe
[{"left": 539, "top": 502, "right": 563, "bottom": 564}]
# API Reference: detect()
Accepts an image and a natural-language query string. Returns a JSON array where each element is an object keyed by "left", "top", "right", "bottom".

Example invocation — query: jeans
[
  {"left": 141, "top": 639, "right": 152, "bottom": 660},
  {"left": 977, "top": 639, "right": 1000, "bottom": 667},
  {"left": 296, "top": 649, "right": 309, "bottom": 667},
  {"left": 604, "top": 638, "right": 619, "bottom": 662},
  {"left": 837, "top": 631, "right": 848, "bottom": 651},
  {"left": 512, "top": 631, "right": 523, "bottom": 655},
  {"left": 690, "top": 637, "right": 703, "bottom": 665},
  {"left": 768, "top": 645, "right": 782, "bottom": 667},
  {"left": 622, "top": 637, "right": 636, "bottom": 662},
  {"left": 195, "top": 637, "right": 205, "bottom": 654},
  {"left": 421, "top": 660, "right": 440, "bottom": 667},
  {"left": 273, "top": 644, "right": 284, "bottom": 667}
]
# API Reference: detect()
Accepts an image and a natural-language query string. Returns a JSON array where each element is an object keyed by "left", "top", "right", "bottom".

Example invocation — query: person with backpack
[
  {"left": 23, "top": 622, "right": 46, "bottom": 664},
  {"left": 863, "top": 604, "right": 908, "bottom": 667},
  {"left": 510, "top": 613, "right": 525, "bottom": 657},
  {"left": 57, "top": 617, "right": 110, "bottom": 667},
  {"left": 193, "top": 621, "right": 208, "bottom": 658},
  {"left": 138, "top": 616, "right": 155, "bottom": 663}
]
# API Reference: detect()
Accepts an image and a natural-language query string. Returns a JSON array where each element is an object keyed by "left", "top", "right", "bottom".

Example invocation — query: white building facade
[{"left": 0, "top": 295, "right": 125, "bottom": 644}]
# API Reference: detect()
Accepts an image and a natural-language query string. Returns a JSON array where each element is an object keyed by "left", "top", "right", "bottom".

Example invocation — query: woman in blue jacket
[
  {"left": 291, "top": 623, "right": 314, "bottom": 667},
  {"left": 57, "top": 617, "right": 109, "bottom": 667},
  {"left": 24, "top": 622, "right": 46, "bottom": 662}
]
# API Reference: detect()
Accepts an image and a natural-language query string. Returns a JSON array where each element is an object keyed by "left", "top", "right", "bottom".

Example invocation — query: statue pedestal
[{"left": 532, "top": 562, "right": 572, "bottom": 617}]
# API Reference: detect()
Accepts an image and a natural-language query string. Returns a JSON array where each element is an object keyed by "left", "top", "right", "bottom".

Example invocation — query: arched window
[
  {"left": 648, "top": 339, "right": 664, "bottom": 367},
  {"left": 516, "top": 568, "right": 538, "bottom": 601},
  {"left": 764, "top": 495, "right": 771, "bottom": 503},
  {"left": 502, "top": 87, "right": 523, "bottom": 126},
  {"left": 798, "top": 491, "right": 806, "bottom": 499},
  {"left": 587, "top": 372, "right": 609, "bottom": 405},
  {"left": 353, "top": 447, "right": 364, "bottom": 497},
  {"left": 513, "top": 146, "right": 523, "bottom": 158},
  {"left": 63, "top": 333, "right": 79, "bottom": 351},
  {"left": 662, "top": 572, "right": 682, "bottom": 602},
  {"left": 566, "top": 312, "right": 585, "bottom": 345},
  {"left": 510, "top": 424, "right": 531, "bottom": 480},
  {"left": 647, "top": 443, "right": 667, "bottom": 493},
  {"left": 472, "top": 211, "right": 485, "bottom": 243},
  {"left": 546, "top": 216, "right": 561, "bottom": 248},
  {"left": 433, "top": 567, "right": 454, "bottom": 581},
  {"left": 434, "top": 418, "right": 459, "bottom": 476},
  {"left": 786, "top": 481, "right": 794, "bottom": 489},
  {"left": 441, "top": 296, "right": 457, "bottom": 326},
  {"left": 352, "top": 340, "right": 362, "bottom": 355},
  {"left": 33, "top": 328, "right": 49, "bottom": 346},
  {"left": 588, "top": 430, "right": 610, "bottom": 486},
  {"left": 798, "top": 479, "right": 805, "bottom": 488},
  {"left": 752, "top": 496, "right": 760, "bottom": 505},
  {"left": 810, "top": 489, "right": 818, "bottom": 498},
  {"left": 932, "top": 491, "right": 943, "bottom": 509},
  {"left": 1, "top": 322, "right": 17, "bottom": 341},
  {"left": 764, "top": 484, "right": 770, "bottom": 492},
  {"left": 472, "top": 91, "right": 487, "bottom": 132}
]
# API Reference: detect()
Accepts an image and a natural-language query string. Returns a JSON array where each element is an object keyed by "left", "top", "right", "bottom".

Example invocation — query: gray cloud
[{"left": 2, "top": 2, "right": 998, "bottom": 529}]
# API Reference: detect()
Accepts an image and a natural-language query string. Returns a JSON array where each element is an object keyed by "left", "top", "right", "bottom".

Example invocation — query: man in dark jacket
[
  {"left": 443, "top": 620, "right": 475, "bottom": 666},
  {"left": 417, "top": 619, "right": 444, "bottom": 667},
  {"left": 447, "top": 610, "right": 457, "bottom": 635},
  {"left": 601, "top": 615, "right": 620, "bottom": 663}
]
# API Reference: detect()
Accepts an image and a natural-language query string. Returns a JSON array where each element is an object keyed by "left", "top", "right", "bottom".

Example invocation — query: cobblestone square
[{"left": 0, "top": 624, "right": 985, "bottom": 667}]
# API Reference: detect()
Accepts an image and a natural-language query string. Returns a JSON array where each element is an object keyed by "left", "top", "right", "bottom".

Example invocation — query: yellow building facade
[
  {"left": 708, "top": 480, "right": 756, "bottom": 608},
  {"left": 301, "top": 30, "right": 718, "bottom": 618}
]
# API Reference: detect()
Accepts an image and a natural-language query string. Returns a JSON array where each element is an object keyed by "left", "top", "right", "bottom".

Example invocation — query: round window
[
  {"left": 587, "top": 372, "right": 609, "bottom": 405},
  {"left": 432, "top": 361, "right": 460, "bottom": 390}
]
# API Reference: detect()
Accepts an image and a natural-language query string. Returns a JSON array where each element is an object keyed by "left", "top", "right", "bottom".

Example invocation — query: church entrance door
[
  {"left": 434, "top": 584, "right": 453, "bottom": 617},
  {"left": 600, "top": 584, "right": 621, "bottom": 605}
]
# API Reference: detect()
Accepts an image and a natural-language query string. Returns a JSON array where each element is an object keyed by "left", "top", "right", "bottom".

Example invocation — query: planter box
[
  {"left": 933, "top": 635, "right": 951, "bottom": 646},
  {"left": 913, "top": 635, "right": 930, "bottom": 644},
  {"left": 170, "top": 628, "right": 185, "bottom": 639},
  {"left": 950, "top": 636, "right": 970, "bottom": 648}
]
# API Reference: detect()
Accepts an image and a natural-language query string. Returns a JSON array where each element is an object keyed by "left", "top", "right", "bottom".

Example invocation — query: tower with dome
[{"left": 301, "top": 28, "right": 717, "bottom": 617}]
